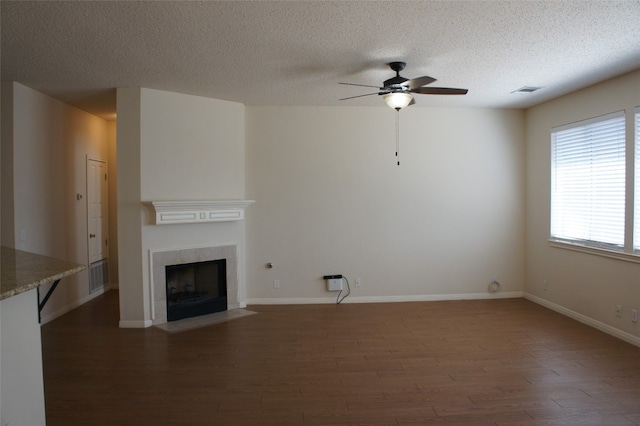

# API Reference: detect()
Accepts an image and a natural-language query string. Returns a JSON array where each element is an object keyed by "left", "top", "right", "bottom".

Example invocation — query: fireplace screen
[{"left": 165, "top": 259, "right": 227, "bottom": 321}]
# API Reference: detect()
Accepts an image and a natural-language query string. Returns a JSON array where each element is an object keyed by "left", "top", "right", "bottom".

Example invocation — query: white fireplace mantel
[{"left": 145, "top": 200, "right": 254, "bottom": 225}]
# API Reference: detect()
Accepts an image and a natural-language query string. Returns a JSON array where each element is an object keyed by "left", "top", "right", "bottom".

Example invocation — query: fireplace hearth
[{"left": 166, "top": 259, "right": 227, "bottom": 322}]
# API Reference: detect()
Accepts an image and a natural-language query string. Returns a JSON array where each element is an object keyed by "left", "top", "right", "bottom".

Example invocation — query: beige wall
[
  {"left": 525, "top": 69, "right": 640, "bottom": 343},
  {"left": 2, "top": 82, "right": 111, "bottom": 322},
  {"left": 117, "top": 88, "right": 247, "bottom": 327},
  {"left": 245, "top": 106, "right": 526, "bottom": 302}
]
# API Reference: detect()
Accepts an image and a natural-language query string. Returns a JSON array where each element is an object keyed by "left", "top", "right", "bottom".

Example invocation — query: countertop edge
[
  {"left": 0, "top": 264, "right": 86, "bottom": 301},
  {"left": 1, "top": 246, "right": 87, "bottom": 302}
]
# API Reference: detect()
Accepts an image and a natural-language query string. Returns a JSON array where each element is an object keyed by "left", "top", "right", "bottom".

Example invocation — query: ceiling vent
[{"left": 512, "top": 86, "right": 543, "bottom": 93}]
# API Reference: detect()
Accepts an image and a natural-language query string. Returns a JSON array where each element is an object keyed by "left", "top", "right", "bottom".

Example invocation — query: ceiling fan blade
[
  {"left": 411, "top": 87, "right": 468, "bottom": 95},
  {"left": 339, "top": 82, "right": 383, "bottom": 89},
  {"left": 338, "top": 92, "right": 381, "bottom": 101},
  {"left": 402, "top": 76, "right": 437, "bottom": 89}
]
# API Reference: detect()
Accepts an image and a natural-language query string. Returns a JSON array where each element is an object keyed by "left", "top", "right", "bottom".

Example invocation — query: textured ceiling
[{"left": 2, "top": 1, "right": 640, "bottom": 120}]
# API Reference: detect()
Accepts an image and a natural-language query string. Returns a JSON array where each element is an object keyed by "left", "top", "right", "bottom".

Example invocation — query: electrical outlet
[
  {"left": 632, "top": 309, "right": 638, "bottom": 323},
  {"left": 616, "top": 304, "right": 622, "bottom": 318},
  {"left": 273, "top": 279, "right": 280, "bottom": 289},
  {"left": 543, "top": 280, "right": 548, "bottom": 290},
  {"left": 355, "top": 278, "right": 361, "bottom": 288}
]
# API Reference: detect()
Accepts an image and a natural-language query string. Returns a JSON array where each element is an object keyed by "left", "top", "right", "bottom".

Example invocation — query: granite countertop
[{"left": 1, "top": 246, "right": 86, "bottom": 301}]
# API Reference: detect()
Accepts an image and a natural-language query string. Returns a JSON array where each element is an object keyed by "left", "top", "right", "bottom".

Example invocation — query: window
[
  {"left": 551, "top": 111, "right": 626, "bottom": 250},
  {"left": 634, "top": 108, "right": 640, "bottom": 251}
]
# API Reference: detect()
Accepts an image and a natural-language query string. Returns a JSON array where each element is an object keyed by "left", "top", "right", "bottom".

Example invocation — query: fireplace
[
  {"left": 166, "top": 259, "right": 227, "bottom": 322},
  {"left": 151, "top": 244, "right": 240, "bottom": 325}
]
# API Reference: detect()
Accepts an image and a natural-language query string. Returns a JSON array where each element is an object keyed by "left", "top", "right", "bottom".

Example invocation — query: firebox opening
[{"left": 165, "top": 259, "right": 227, "bottom": 322}]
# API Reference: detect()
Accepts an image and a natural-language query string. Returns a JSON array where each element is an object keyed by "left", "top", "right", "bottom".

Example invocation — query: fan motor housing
[
  {"left": 384, "top": 76, "right": 408, "bottom": 87},
  {"left": 384, "top": 61, "right": 409, "bottom": 87}
]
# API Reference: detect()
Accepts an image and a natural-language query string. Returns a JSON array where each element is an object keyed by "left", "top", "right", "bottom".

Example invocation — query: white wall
[
  {"left": 0, "top": 296, "right": 2, "bottom": 424},
  {"left": 1, "top": 73, "right": 4, "bottom": 425},
  {"left": 2, "top": 82, "right": 111, "bottom": 322},
  {"left": 139, "top": 89, "right": 245, "bottom": 199},
  {"left": 107, "top": 120, "right": 119, "bottom": 288},
  {"left": 245, "top": 106, "right": 525, "bottom": 302},
  {"left": 1, "top": 290, "right": 46, "bottom": 426},
  {"left": 1, "top": 81, "right": 15, "bottom": 248},
  {"left": 525, "top": 69, "right": 640, "bottom": 343},
  {"left": 116, "top": 88, "right": 146, "bottom": 326},
  {"left": 117, "top": 88, "right": 246, "bottom": 327}
]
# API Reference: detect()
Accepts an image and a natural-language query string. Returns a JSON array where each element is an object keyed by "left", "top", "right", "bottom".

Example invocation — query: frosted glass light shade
[{"left": 383, "top": 92, "right": 413, "bottom": 110}]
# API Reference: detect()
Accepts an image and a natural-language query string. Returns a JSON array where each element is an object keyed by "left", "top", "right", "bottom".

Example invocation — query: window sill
[{"left": 548, "top": 239, "right": 640, "bottom": 264}]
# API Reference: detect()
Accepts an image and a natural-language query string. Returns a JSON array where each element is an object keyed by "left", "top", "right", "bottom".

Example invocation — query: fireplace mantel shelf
[{"left": 145, "top": 200, "right": 254, "bottom": 225}]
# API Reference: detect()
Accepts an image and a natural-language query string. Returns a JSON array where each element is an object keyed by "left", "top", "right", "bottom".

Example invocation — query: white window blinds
[{"left": 551, "top": 112, "right": 626, "bottom": 248}]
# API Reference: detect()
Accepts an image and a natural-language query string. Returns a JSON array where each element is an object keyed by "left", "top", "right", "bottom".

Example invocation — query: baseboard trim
[
  {"left": 524, "top": 292, "right": 640, "bottom": 348},
  {"left": 39, "top": 284, "right": 113, "bottom": 325},
  {"left": 119, "top": 319, "right": 153, "bottom": 328},
  {"left": 247, "top": 291, "right": 524, "bottom": 306}
]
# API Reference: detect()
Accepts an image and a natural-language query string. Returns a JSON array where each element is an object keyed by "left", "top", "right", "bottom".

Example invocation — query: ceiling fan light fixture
[{"left": 383, "top": 92, "right": 413, "bottom": 110}]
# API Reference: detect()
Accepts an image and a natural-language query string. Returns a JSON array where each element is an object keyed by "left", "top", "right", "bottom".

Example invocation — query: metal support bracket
[{"left": 37, "top": 278, "right": 61, "bottom": 323}]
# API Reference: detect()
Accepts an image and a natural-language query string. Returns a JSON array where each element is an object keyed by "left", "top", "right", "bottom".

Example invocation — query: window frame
[
  {"left": 633, "top": 106, "right": 640, "bottom": 253},
  {"left": 549, "top": 109, "right": 640, "bottom": 263}
]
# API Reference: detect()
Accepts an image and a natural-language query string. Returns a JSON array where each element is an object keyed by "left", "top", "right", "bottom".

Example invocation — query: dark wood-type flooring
[{"left": 42, "top": 291, "right": 640, "bottom": 425}]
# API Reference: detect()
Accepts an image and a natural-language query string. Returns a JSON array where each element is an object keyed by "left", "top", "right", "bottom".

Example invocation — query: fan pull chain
[{"left": 395, "top": 109, "right": 400, "bottom": 166}]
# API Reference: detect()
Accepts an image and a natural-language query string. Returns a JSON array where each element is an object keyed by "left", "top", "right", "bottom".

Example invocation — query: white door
[{"left": 87, "top": 158, "right": 108, "bottom": 264}]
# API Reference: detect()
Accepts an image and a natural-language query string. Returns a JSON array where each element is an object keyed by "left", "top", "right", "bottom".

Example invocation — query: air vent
[
  {"left": 90, "top": 259, "right": 108, "bottom": 293},
  {"left": 512, "top": 86, "right": 543, "bottom": 93}
]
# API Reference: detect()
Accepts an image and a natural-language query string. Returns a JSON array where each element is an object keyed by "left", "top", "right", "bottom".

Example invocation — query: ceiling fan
[{"left": 339, "top": 62, "right": 468, "bottom": 109}]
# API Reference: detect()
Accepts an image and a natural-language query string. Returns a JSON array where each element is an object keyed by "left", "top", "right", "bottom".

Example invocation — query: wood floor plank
[{"left": 41, "top": 291, "right": 640, "bottom": 425}]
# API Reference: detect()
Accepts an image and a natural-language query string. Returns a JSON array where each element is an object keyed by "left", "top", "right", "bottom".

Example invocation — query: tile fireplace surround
[{"left": 150, "top": 244, "right": 240, "bottom": 325}]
